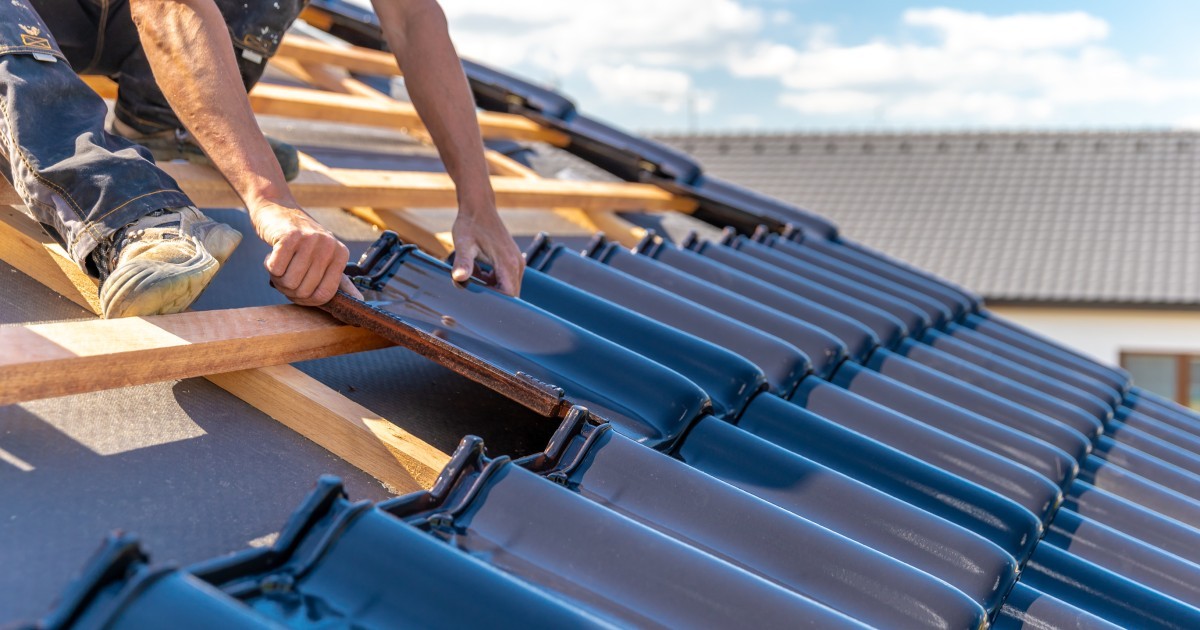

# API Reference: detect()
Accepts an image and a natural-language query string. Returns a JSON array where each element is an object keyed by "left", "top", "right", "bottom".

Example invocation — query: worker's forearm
[
  {"left": 373, "top": 0, "right": 494, "bottom": 215},
  {"left": 129, "top": 0, "right": 298, "bottom": 224}
]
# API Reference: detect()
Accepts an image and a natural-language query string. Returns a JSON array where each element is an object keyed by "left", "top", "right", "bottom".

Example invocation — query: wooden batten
[
  {"left": 291, "top": 168, "right": 693, "bottom": 211},
  {"left": 0, "top": 164, "right": 695, "bottom": 214},
  {"left": 0, "top": 305, "right": 391, "bottom": 406},
  {"left": 248, "top": 84, "right": 568, "bottom": 145},
  {"left": 208, "top": 366, "right": 448, "bottom": 492},
  {"left": 80, "top": 77, "right": 565, "bottom": 146},
  {"left": 278, "top": 34, "right": 400, "bottom": 77},
  {"left": 272, "top": 43, "right": 651, "bottom": 245},
  {"left": 82, "top": 42, "right": 665, "bottom": 250},
  {"left": 0, "top": 206, "right": 102, "bottom": 313},
  {"left": 0, "top": 207, "right": 448, "bottom": 493}
]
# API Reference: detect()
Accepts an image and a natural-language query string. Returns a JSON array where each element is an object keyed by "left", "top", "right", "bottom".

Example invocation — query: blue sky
[{"left": 433, "top": 1, "right": 1200, "bottom": 132}]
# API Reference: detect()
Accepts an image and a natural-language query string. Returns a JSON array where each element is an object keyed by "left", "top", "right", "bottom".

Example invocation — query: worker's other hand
[
  {"left": 255, "top": 203, "right": 363, "bottom": 305},
  {"left": 450, "top": 205, "right": 524, "bottom": 296}
]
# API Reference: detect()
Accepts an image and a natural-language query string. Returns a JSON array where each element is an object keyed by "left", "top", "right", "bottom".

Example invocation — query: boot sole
[
  {"left": 100, "top": 248, "right": 220, "bottom": 318},
  {"left": 198, "top": 223, "right": 243, "bottom": 265}
]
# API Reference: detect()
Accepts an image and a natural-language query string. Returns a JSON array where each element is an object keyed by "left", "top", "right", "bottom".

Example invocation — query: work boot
[
  {"left": 108, "top": 118, "right": 301, "bottom": 182},
  {"left": 91, "top": 207, "right": 242, "bottom": 318}
]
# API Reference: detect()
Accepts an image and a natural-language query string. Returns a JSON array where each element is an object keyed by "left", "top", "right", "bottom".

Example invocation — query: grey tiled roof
[{"left": 652, "top": 131, "right": 1200, "bottom": 306}]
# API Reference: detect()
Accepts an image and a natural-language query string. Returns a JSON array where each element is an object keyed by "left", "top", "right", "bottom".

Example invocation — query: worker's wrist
[
  {"left": 244, "top": 184, "right": 301, "bottom": 218},
  {"left": 455, "top": 182, "right": 497, "bottom": 217},
  {"left": 247, "top": 197, "right": 307, "bottom": 230}
]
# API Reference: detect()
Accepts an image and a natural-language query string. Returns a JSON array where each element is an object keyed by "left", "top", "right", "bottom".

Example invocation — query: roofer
[{"left": 1, "top": 0, "right": 524, "bottom": 317}]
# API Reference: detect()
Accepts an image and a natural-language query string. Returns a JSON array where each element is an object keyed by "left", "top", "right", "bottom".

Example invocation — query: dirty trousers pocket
[
  {"left": 0, "top": 0, "right": 67, "bottom": 60},
  {"left": 213, "top": 0, "right": 309, "bottom": 60}
]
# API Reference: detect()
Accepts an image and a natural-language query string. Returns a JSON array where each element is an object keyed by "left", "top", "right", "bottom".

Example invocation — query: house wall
[{"left": 987, "top": 306, "right": 1200, "bottom": 365}]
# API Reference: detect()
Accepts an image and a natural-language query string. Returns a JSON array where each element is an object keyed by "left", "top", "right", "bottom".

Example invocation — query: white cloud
[
  {"left": 886, "top": 91, "right": 1054, "bottom": 123},
  {"left": 356, "top": 2, "right": 1200, "bottom": 128},
  {"left": 902, "top": 8, "right": 1109, "bottom": 52},
  {"left": 587, "top": 63, "right": 714, "bottom": 114},
  {"left": 780, "top": 90, "right": 882, "bottom": 115},
  {"left": 731, "top": 7, "right": 1200, "bottom": 124},
  {"left": 693, "top": 92, "right": 717, "bottom": 115},
  {"left": 769, "top": 9, "right": 792, "bottom": 26},
  {"left": 439, "top": 0, "right": 763, "bottom": 77}
]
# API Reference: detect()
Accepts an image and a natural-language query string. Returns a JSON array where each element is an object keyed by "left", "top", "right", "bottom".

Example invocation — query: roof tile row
[{"left": 31, "top": 221, "right": 1200, "bottom": 628}]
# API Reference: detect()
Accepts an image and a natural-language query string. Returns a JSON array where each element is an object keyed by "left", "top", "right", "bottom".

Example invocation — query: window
[{"left": 1121, "top": 352, "right": 1200, "bottom": 410}]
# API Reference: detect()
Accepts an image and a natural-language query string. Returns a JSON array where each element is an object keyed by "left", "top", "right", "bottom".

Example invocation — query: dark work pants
[{"left": 0, "top": 0, "right": 304, "bottom": 272}]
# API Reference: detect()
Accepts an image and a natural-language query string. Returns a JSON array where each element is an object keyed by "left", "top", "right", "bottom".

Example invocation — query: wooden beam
[
  {"left": 279, "top": 72, "right": 545, "bottom": 252},
  {"left": 278, "top": 34, "right": 400, "bottom": 77},
  {"left": 270, "top": 57, "right": 401, "bottom": 107},
  {"left": 268, "top": 56, "right": 351, "bottom": 94},
  {"left": 80, "top": 75, "right": 117, "bottom": 100},
  {"left": 248, "top": 83, "right": 568, "bottom": 145},
  {"left": 298, "top": 6, "right": 334, "bottom": 31},
  {"left": 0, "top": 304, "right": 391, "bottom": 406},
  {"left": 82, "top": 50, "right": 672, "bottom": 245},
  {"left": 377, "top": 209, "right": 453, "bottom": 256},
  {"left": 350, "top": 169, "right": 691, "bottom": 211},
  {"left": 271, "top": 36, "right": 661, "bottom": 240},
  {"left": 208, "top": 366, "right": 447, "bottom": 492},
  {"left": 0, "top": 206, "right": 102, "bottom": 313},
  {"left": 483, "top": 151, "right": 616, "bottom": 238},
  {"left": 79, "top": 57, "right": 647, "bottom": 248},
  {"left": 589, "top": 212, "right": 652, "bottom": 248},
  {"left": 402, "top": 169, "right": 687, "bottom": 210},
  {"left": 296, "top": 151, "right": 446, "bottom": 256},
  {"left": 268, "top": 69, "right": 644, "bottom": 248},
  {"left": 0, "top": 207, "right": 448, "bottom": 493},
  {"left": 0, "top": 162, "right": 694, "bottom": 214},
  {"left": 295, "top": 68, "right": 645, "bottom": 247},
  {"left": 79, "top": 75, "right": 565, "bottom": 146}
]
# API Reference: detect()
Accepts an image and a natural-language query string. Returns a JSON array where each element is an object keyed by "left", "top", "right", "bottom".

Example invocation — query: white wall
[{"left": 987, "top": 306, "right": 1200, "bottom": 365}]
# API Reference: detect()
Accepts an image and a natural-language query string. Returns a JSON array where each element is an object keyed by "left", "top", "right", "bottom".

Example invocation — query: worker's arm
[
  {"left": 129, "top": 0, "right": 354, "bottom": 305},
  {"left": 371, "top": 0, "right": 525, "bottom": 296}
]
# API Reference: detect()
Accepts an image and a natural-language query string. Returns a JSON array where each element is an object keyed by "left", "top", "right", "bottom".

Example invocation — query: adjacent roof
[{"left": 652, "top": 131, "right": 1200, "bottom": 307}]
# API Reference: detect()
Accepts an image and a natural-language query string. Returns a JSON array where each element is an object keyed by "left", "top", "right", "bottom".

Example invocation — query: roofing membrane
[{"left": 16, "top": 3, "right": 1200, "bottom": 628}]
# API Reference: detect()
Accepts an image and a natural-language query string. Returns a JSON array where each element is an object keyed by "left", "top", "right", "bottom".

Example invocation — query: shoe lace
[{"left": 91, "top": 209, "right": 182, "bottom": 282}]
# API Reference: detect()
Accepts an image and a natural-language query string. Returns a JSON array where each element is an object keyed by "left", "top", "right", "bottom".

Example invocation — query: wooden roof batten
[{"left": 0, "top": 205, "right": 449, "bottom": 493}]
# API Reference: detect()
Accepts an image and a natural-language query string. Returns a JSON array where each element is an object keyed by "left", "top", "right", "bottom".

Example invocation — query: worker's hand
[
  {"left": 450, "top": 202, "right": 524, "bottom": 296},
  {"left": 253, "top": 202, "right": 363, "bottom": 305}
]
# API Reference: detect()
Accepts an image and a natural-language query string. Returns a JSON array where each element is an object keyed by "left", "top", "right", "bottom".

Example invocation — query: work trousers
[{"left": 0, "top": 0, "right": 305, "bottom": 273}]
